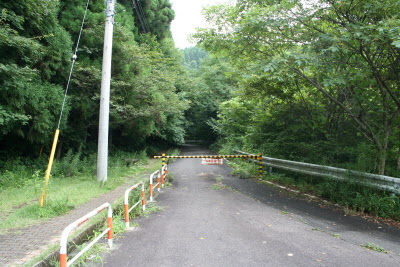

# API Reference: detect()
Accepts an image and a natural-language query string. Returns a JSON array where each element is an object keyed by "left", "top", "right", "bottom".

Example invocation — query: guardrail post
[
  {"left": 162, "top": 167, "right": 165, "bottom": 187},
  {"left": 124, "top": 182, "right": 146, "bottom": 228},
  {"left": 124, "top": 201, "right": 129, "bottom": 228},
  {"left": 259, "top": 153, "right": 263, "bottom": 178},
  {"left": 157, "top": 171, "right": 161, "bottom": 192},
  {"left": 149, "top": 174, "right": 154, "bottom": 202},
  {"left": 107, "top": 205, "right": 113, "bottom": 248},
  {"left": 141, "top": 183, "right": 146, "bottom": 210},
  {"left": 149, "top": 170, "right": 160, "bottom": 202}
]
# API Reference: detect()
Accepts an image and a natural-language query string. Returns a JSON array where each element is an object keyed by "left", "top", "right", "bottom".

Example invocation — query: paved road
[{"left": 98, "top": 144, "right": 400, "bottom": 266}]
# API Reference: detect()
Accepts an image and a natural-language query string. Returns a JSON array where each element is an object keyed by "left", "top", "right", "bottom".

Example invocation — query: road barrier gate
[{"left": 154, "top": 153, "right": 263, "bottom": 178}]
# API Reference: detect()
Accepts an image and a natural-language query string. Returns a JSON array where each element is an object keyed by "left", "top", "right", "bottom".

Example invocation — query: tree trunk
[
  {"left": 378, "top": 148, "right": 387, "bottom": 175},
  {"left": 378, "top": 131, "right": 390, "bottom": 175},
  {"left": 397, "top": 147, "right": 400, "bottom": 171}
]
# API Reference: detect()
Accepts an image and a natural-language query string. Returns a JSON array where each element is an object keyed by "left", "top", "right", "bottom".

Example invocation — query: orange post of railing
[
  {"left": 124, "top": 182, "right": 145, "bottom": 228},
  {"left": 149, "top": 170, "right": 160, "bottom": 202}
]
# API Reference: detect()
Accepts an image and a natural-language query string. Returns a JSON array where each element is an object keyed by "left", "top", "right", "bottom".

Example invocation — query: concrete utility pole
[{"left": 97, "top": 0, "right": 116, "bottom": 183}]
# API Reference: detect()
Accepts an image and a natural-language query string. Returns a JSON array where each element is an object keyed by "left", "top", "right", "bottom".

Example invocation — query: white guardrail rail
[{"left": 235, "top": 150, "right": 400, "bottom": 194}]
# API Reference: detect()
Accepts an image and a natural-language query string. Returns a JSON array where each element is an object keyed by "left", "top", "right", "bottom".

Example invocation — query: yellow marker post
[
  {"left": 39, "top": 129, "right": 60, "bottom": 206},
  {"left": 162, "top": 153, "right": 166, "bottom": 169}
]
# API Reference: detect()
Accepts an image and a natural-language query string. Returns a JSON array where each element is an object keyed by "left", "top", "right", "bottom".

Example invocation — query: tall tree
[
  {"left": 181, "top": 50, "right": 236, "bottom": 141},
  {"left": 133, "top": 0, "right": 174, "bottom": 40},
  {"left": 195, "top": 0, "right": 400, "bottom": 174}
]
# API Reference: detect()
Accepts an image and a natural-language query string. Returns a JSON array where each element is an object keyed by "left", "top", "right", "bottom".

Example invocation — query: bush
[{"left": 52, "top": 148, "right": 84, "bottom": 177}]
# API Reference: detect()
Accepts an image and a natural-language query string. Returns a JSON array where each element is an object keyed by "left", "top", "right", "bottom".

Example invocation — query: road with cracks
[{"left": 96, "top": 144, "right": 400, "bottom": 266}]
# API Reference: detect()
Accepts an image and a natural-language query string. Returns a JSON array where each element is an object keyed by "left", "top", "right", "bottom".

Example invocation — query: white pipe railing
[
  {"left": 124, "top": 182, "right": 146, "bottom": 228},
  {"left": 149, "top": 170, "right": 161, "bottom": 202},
  {"left": 59, "top": 203, "right": 112, "bottom": 267},
  {"left": 235, "top": 150, "right": 400, "bottom": 194}
]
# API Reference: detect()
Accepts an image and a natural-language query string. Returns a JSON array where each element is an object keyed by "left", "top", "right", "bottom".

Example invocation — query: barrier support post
[
  {"left": 259, "top": 153, "right": 263, "bottom": 178},
  {"left": 162, "top": 153, "right": 166, "bottom": 171},
  {"left": 161, "top": 164, "right": 167, "bottom": 187}
]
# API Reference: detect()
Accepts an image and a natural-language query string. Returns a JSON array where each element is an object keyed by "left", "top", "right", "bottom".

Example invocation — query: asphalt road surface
[{"left": 97, "top": 144, "right": 400, "bottom": 266}]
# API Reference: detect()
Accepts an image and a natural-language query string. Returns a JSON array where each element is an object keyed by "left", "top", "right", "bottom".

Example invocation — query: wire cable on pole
[
  {"left": 40, "top": 0, "right": 91, "bottom": 206},
  {"left": 58, "top": 0, "right": 90, "bottom": 129}
]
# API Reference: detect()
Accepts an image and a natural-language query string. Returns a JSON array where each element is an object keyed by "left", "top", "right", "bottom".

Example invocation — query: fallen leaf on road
[{"left": 200, "top": 237, "right": 205, "bottom": 240}]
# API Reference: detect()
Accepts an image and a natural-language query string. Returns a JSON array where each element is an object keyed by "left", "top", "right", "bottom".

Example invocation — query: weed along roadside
[{"left": 0, "top": 149, "right": 177, "bottom": 267}]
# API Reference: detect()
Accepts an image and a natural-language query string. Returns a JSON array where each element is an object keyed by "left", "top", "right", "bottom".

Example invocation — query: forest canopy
[{"left": 194, "top": 0, "right": 400, "bottom": 176}]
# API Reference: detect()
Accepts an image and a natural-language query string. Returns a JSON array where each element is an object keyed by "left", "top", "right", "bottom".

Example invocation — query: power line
[
  {"left": 132, "top": 0, "right": 149, "bottom": 33},
  {"left": 136, "top": 0, "right": 150, "bottom": 32},
  {"left": 41, "top": 0, "right": 91, "bottom": 206},
  {"left": 131, "top": 0, "right": 146, "bottom": 32}
]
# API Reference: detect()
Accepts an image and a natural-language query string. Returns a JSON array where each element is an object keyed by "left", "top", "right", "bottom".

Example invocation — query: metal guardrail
[
  {"left": 235, "top": 150, "right": 400, "bottom": 194},
  {"left": 60, "top": 203, "right": 113, "bottom": 267},
  {"left": 124, "top": 182, "right": 146, "bottom": 228},
  {"left": 149, "top": 170, "right": 161, "bottom": 202}
]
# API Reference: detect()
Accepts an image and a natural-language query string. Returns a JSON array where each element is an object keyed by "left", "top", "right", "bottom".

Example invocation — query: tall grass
[{"left": 0, "top": 149, "right": 158, "bottom": 233}]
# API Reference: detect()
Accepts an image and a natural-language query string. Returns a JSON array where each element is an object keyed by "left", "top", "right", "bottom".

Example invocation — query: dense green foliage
[
  {"left": 0, "top": 1, "right": 71, "bottom": 154},
  {"left": 0, "top": 0, "right": 188, "bottom": 162},
  {"left": 195, "top": 0, "right": 400, "bottom": 176},
  {"left": 181, "top": 47, "right": 235, "bottom": 140},
  {"left": 132, "top": 0, "right": 175, "bottom": 40}
]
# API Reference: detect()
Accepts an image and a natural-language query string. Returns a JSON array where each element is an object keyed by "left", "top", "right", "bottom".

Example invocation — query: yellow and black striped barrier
[
  {"left": 154, "top": 153, "right": 264, "bottom": 177},
  {"left": 154, "top": 154, "right": 258, "bottom": 159}
]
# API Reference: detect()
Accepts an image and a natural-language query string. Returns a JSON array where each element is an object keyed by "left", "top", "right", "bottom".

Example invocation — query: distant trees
[
  {"left": 182, "top": 47, "right": 208, "bottom": 70},
  {"left": 180, "top": 47, "right": 236, "bottom": 141}
]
